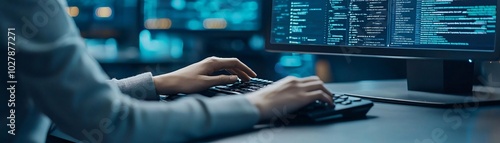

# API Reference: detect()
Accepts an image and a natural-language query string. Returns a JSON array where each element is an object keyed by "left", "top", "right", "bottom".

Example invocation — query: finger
[
  {"left": 318, "top": 83, "right": 333, "bottom": 96},
  {"left": 301, "top": 80, "right": 333, "bottom": 96},
  {"left": 202, "top": 75, "right": 238, "bottom": 86},
  {"left": 320, "top": 92, "right": 334, "bottom": 105},
  {"left": 225, "top": 69, "right": 237, "bottom": 75},
  {"left": 299, "top": 76, "right": 321, "bottom": 83},
  {"left": 209, "top": 57, "right": 257, "bottom": 77},
  {"left": 306, "top": 90, "right": 333, "bottom": 105},
  {"left": 227, "top": 69, "right": 251, "bottom": 81},
  {"left": 300, "top": 76, "right": 332, "bottom": 96}
]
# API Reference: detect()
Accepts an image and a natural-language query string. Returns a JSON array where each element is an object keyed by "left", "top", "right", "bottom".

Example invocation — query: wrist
[
  {"left": 245, "top": 93, "right": 268, "bottom": 120},
  {"left": 153, "top": 74, "right": 178, "bottom": 95}
]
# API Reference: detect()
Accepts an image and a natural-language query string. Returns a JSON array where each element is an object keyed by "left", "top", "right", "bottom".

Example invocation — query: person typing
[{"left": 0, "top": 0, "right": 332, "bottom": 142}]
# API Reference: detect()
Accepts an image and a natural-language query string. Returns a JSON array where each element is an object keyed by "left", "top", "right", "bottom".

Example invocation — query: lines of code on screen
[{"left": 270, "top": 0, "right": 497, "bottom": 51}]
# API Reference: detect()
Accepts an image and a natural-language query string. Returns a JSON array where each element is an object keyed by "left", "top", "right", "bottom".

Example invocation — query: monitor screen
[
  {"left": 270, "top": 0, "right": 497, "bottom": 52},
  {"left": 143, "top": 0, "right": 261, "bottom": 31},
  {"left": 67, "top": 0, "right": 139, "bottom": 38}
]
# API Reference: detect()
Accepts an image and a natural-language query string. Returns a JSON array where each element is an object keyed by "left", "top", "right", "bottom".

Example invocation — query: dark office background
[{"left": 66, "top": 0, "right": 407, "bottom": 83}]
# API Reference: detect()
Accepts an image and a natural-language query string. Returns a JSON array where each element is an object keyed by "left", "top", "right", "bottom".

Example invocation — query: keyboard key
[
  {"left": 232, "top": 89, "right": 244, "bottom": 93},
  {"left": 248, "top": 86, "right": 261, "bottom": 90},
  {"left": 340, "top": 95, "right": 348, "bottom": 99},
  {"left": 215, "top": 85, "right": 232, "bottom": 89},
  {"left": 341, "top": 100, "right": 352, "bottom": 105},
  {"left": 245, "top": 88, "right": 256, "bottom": 92},
  {"left": 213, "top": 88, "right": 241, "bottom": 95},
  {"left": 333, "top": 94, "right": 341, "bottom": 98},
  {"left": 334, "top": 99, "right": 345, "bottom": 104},
  {"left": 350, "top": 97, "right": 362, "bottom": 102}
]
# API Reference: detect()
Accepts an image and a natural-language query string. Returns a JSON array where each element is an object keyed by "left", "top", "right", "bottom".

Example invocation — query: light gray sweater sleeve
[
  {"left": 8, "top": 0, "right": 260, "bottom": 142},
  {"left": 110, "top": 73, "right": 160, "bottom": 101}
]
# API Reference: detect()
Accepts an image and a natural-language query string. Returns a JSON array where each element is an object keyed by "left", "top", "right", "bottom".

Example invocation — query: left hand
[{"left": 153, "top": 57, "right": 257, "bottom": 95}]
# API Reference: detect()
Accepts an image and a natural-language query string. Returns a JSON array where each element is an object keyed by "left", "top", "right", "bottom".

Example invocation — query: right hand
[{"left": 245, "top": 76, "right": 333, "bottom": 120}]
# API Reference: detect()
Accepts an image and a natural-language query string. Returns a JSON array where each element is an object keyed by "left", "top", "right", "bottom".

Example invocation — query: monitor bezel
[{"left": 264, "top": 0, "right": 500, "bottom": 60}]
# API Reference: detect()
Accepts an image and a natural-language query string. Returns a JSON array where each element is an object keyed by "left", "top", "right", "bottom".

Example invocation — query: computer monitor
[
  {"left": 67, "top": 0, "right": 139, "bottom": 39},
  {"left": 142, "top": 0, "right": 261, "bottom": 31},
  {"left": 139, "top": 0, "right": 265, "bottom": 62},
  {"left": 67, "top": 0, "right": 140, "bottom": 61},
  {"left": 264, "top": 0, "right": 500, "bottom": 106}
]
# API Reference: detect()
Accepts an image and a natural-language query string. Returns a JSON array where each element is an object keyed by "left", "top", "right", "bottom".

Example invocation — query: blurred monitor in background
[
  {"left": 139, "top": 0, "right": 265, "bottom": 63},
  {"left": 143, "top": 0, "right": 261, "bottom": 31},
  {"left": 66, "top": 0, "right": 140, "bottom": 62}
]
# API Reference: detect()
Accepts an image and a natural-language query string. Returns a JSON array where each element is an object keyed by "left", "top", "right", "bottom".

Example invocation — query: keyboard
[
  {"left": 209, "top": 78, "right": 273, "bottom": 94},
  {"left": 208, "top": 78, "right": 374, "bottom": 123}
]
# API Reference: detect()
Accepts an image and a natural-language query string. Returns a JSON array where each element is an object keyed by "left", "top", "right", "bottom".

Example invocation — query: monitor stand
[{"left": 325, "top": 60, "right": 500, "bottom": 108}]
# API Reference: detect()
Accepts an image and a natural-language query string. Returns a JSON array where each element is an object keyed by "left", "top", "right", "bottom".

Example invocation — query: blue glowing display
[
  {"left": 271, "top": 0, "right": 497, "bottom": 51},
  {"left": 143, "top": 0, "right": 261, "bottom": 31}
]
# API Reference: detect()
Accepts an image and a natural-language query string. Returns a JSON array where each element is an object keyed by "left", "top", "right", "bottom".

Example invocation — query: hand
[
  {"left": 245, "top": 76, "right": 333, "bottom": 120},
  {"left": 153, "top": 57, "right": 257, "bottom": 95}
]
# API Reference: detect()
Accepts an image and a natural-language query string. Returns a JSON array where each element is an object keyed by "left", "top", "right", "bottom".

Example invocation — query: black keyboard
[
  {"left": 209, "top": 78, "right": 273, "bottom": 94},
  {"left": 209, "top": 78, "right": 374, "bottom": 123}
]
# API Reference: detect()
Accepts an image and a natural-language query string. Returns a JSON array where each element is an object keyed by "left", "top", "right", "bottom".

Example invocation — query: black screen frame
[{"left": 264, "top": 0, "right": 500, "bottom": 60}]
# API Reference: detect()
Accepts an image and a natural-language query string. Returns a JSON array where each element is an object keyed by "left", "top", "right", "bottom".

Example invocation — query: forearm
[{"left": 104, "top": 95, "right": 259, "bottom": 142}]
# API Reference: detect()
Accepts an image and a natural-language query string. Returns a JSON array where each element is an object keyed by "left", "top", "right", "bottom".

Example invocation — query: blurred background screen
[
  {"left": 143, "top": 0, "right": 261, "bottom": 31},
  {"left": 66, "top": 0, "right": 140, "bottom": 62},
  {"left": 67, "top": 0, "right": 139, "bottom": 38}
]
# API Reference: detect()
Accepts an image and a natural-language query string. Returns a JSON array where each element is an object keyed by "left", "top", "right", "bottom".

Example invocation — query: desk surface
[{"left": 207, "top": 81, "right": 500, "bottom": 143}]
